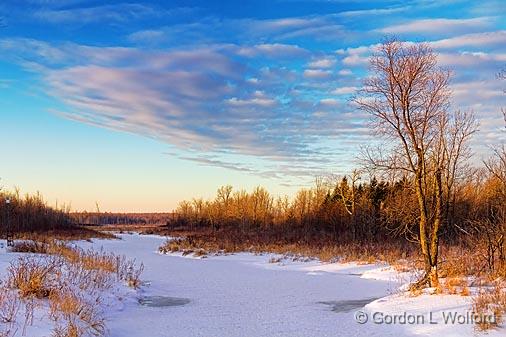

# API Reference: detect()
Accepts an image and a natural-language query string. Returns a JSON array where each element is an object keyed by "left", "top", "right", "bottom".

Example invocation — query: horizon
[{"left": 1, "top": 0, "right": 505, "bottom": 212}]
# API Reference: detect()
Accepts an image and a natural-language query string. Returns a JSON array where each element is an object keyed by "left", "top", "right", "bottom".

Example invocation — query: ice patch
[
  {"left": 319, "top": 297, "right": 380, "bottom": 313},
  {"left": 138, "top": 296, "right": 191, "bottom": 307}
]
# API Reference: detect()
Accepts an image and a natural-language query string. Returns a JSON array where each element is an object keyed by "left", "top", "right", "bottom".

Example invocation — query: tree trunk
[
  {"left": 413, "top": 169, "right": 441, "bottom": 289},
  {"left": 429, "top": 169, "right": 443, "bottom": 288}
]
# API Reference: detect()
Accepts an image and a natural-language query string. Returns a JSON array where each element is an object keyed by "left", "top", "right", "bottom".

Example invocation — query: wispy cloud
[
  {"left": 0, "top": 38, "right": 362, "bottom": 181},
  {"left": 236, "top": 43, "right": 308, "bottom": 58},
  {"left": 378, "top": 17, "right": 494, "bottom": 34},
  {"left": 1, "top": 0, "right": 504, "bottom": 184},
  {"left": 33, "top": 3, "right": 161, "bottom": 23},
  {"left": 333, "top": 36, "right": 506, "bottom": 153},
  {"left": 127, "top": 30, "right": 167, "bottom": 44},
  {"left": 430, "top": 30, "right": 506, "bottom": 49},
  {"left": 125, "top": 14, "right": 354, "bottom": 46},
  {"left": 336, "top": 6, "right": 410, "bottom": 17}
]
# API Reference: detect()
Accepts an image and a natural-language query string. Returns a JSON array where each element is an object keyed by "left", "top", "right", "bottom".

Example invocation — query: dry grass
[
  {"left": 0, "top": 327, "right": 16, "bottom": 337},
  {"left": 9, "top": 229, "right": 116, "bottom": 242},
  {"left": 3, "top": 239, "right": 143, "bottom": 336},
  {"left": 49, "top": 290, "right": 105, "bottom": 337},
  {"left": 473, "top": 283, "right": 506, "bottom": 330},
  {"left": 9, "top": 240, "right": 143, "bottom": 290},
  {"left": 6, "top": 255, "right": 61, "bottom": 299},
  {"left": 440, "top": 245, "right": 506, "bottom": 280},
  {"left": 9, "top": 240, "right": 49, "bottom": 254},
  {"left": 158, "top": 230, "right": 417, "bottom": 266},
  {"left": 0, "top": 288, "right": 20, "bottom": 324},
  {"left": 429, "top": 276, "right": 472, "bottom": 296},
  {"left": 86, "top": 224, "right": 162, "bottom": 234}
]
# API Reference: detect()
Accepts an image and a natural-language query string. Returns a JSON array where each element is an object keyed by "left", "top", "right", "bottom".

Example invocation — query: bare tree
[
  {"left": 355, "top": 38, "right": 476, "bottom": 288},
  {"left": 477, "top": 68, "right": 506, "bottom": 272},
  {"left": 483, "top": 66, "right": 506, "bottom": 211}
]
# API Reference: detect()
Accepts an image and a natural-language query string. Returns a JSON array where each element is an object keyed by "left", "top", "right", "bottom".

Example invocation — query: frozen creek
[{"left": 1, "top": 233, "right": 503, "bottom": 337}]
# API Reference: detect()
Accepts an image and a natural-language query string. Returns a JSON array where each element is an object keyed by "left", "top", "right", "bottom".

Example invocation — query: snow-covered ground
[{"left": 1, "top": 233, "right": 504, "bottom": 337}]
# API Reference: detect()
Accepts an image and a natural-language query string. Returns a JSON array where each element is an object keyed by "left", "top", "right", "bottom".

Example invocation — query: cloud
[
  {"left": 276, "top": 24, "right": 349, "bottom": 40},
  {"left": 243, "top": 16, "right": 349, "bottom": 41},
  {"left": 236, "top": 43, "right": 308, "bottom": 58},
  {"left": 437, "top": 50, "right": 506, "bottom": 67},
  {"left": 128, "top": 30, "right": 167, "bottom": 44},
  {"left": 247, "top": 17, "right": 319, "bottom": 33},
  {"left": 303, "top": 69, "right": 332, "bottom": 78},
  {"left": 336, "top": 44, "right": 379, "bottom": 66},
  {"left": 308, "top": 57, "right": 336, "bottom": 68},
  {"left": 342, "top": 54, "right": 369, "bottom": 66},
  {"left": 179, "top": 156, "right": 255, "bottom": 173},
  {"left": 430, "top": 30, "right": 506, "bottom": 49},
  {"left": 32, "top": 3, "right": 160, "bottom": 23},
  {"left": 226, "top": 91, "right": 277, "bottom": 107},
  {"left": 336, "top": 6, "right": 410, "bottom": 17},
  {"left": 2, "top": 4, "right": 504, "bottom": 182},
  {"left": 0, "top": 38, "right": 361, "bottom": 181},
  {"left": 332, "top": 86, "right": 358, "bottom": 95},
  {"left": 338, "top": 69, "right": 353, "bottom": 76},
  {"left": 319, "top": 98, "right": 342, "bottom": 107},
  {"left": 450, "top": 79, "right": 505, "bottom": 151},
  {"left": 378, "top": 17, "right": 493, "bottom": 34},
  {"left": 124, "top": 14, "right": 354, "bottom": 46},
  {"left": 332, "top": 36, "right": 505, "bottom": 160}
]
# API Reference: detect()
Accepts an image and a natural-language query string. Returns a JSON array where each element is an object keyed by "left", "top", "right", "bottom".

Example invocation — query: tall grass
[{"left": 3, "top": 240, "right": 143, "bottom": 337}]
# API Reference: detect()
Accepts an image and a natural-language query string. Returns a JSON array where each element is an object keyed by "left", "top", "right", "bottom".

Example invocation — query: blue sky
[{"left": 0, "top": 0, "right": 505, "bottom": 211}]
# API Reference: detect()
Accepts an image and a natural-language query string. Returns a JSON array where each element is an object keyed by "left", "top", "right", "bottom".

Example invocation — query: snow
[{"left": 1, "top": 233, "right": 504, "bottom": 337}]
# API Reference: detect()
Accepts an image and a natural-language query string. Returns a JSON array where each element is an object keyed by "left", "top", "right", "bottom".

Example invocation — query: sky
[{"left": 0, "top": 0, "right": 505, "bottom": 212}]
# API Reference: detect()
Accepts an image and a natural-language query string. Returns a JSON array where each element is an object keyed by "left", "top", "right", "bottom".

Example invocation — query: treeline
[
  {"left": 0, "top": 189, "right": 73, "bottom": 233},
  {"left": 71, "top": 212, "right": 174, "bottom": 226},
  {"left": 170, "top": 168, "right": 505, "bottom": 276}
]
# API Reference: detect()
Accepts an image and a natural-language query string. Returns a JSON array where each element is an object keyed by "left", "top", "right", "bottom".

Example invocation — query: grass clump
[
  {"left": 3, "top": 240, "right": 144, "bottom": 336},
  {"left": 6, "top": 255, "right": 61, "bottom": 299},
  {"left": 472, "top": 284, "right": 506, "bottom": 331},
  {"left": 49, "top": 289, "right": 105, "bottom": 337}
]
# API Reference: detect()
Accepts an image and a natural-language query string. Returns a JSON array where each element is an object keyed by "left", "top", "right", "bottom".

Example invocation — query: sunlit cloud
[
  {"left": 430, "top": 30, "right": 506, "bottom": 49},
  {"left": 303, "top": 69, "right": 332, "bottom": 78},
  {"left": 0, "top": 0, "right": 504, "bottom": 185},
  {"left": 308, "top": 57, "right": 336, "bottom": 68}
]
